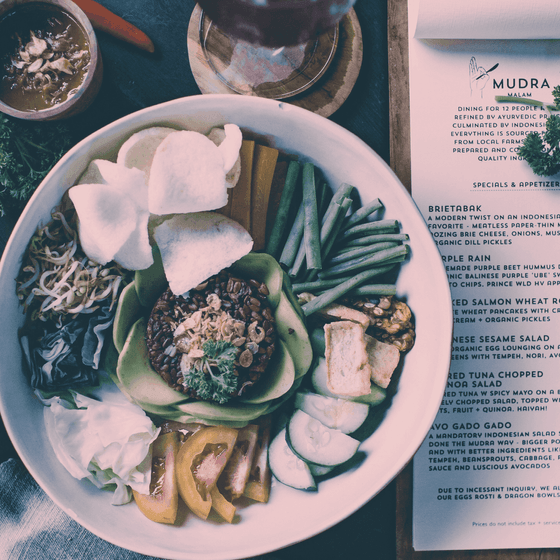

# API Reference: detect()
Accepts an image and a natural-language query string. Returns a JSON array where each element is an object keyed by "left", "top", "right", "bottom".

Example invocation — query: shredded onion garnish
[{"left": 16, "top": 206, "right": 129, "bottom": 322}]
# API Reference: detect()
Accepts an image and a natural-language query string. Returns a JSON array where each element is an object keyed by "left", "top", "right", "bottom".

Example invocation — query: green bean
[
  {"left": 325, "top": 242, "right": 399, "bottom": 266},
  {"left": 302, "top": 268, "right": 319, "bottom": 284},
  {"left": 313, "top": 181, "right": 325, "bottom": 219},
  {"left": 320, "top": 182, "right": 354, "bottom": 224},
  {"left": 318, "top": 244, "right": 409, "bottom": 278},
  {"left": 279, "top": 202, "right": 305, "bottom": 268},
  {"left": 265, "top": 160, "right": 301, "bottom": 258},
  {"left": 289, "top": 198, "right": 341, "bottom": 278},
  {"left": 339, "top": 233, "right": 409, "bottom": 248},
  {"left": 318, "top": 254, "right": 406, "bottom": 279},
  {"left": 289, "top": 238, "right": 307, "bottom": 279},
  {"left": 317, "top": 181, "right": 332, "bottom": 221},
  {"left": 303, "top": 197, "right": 353, "bottom": 283},
  {"left": 342, "top": 197, "right": 383, "bottom": 230},
  {"left": 332, "top": 182, "right": 355, "bottom": 204},
  {"left": 339, "top": 219, "right": 399, "bottom": 241},
  {"left": 292, "top": 264, "right": 396, "bottom": 294},
  {"left": 301, "top": 267, "right": 399, "bottom": 316},
  {"left": 320, "top": 197, "right": 352, "bottom": 258},
  {"left": 302, "top": 163, "right": 322, "bottom": 270},
  {"left": 292, "top": 277, "right": 344, "bottom": 293},
  {"left": 346, "top": 284, "right": 397, "bottom": 296}
]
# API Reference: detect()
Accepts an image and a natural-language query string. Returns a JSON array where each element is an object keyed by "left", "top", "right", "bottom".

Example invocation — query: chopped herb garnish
[
  {"left": 496, "top": 85, "right": 560, "bottom": 177},
  {"left": 517, "top": 114, "right": 560, "bottom": 177},
  {"left": 181, "top": 339, "right": 240, "bottom": 404}
]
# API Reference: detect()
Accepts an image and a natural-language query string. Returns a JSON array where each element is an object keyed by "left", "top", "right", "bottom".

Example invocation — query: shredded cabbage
[{"left": 42, "top": 381, "right": 160, "bottom": 505}]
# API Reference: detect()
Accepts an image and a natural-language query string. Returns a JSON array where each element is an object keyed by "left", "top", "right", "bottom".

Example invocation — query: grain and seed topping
[{"left": 146, "top": 270, "right": 276, "bottom": 403}]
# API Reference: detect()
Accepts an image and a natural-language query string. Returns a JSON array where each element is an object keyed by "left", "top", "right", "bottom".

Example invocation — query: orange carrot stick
[
  {"left": 250, "top": 145, "right": 279, "bottom": 251},
  {"left": 230, "top": 140, "right": 255, "bottom": 232},
  {"left": 73, "top": 0, "right": 155, "bottom": 53}
]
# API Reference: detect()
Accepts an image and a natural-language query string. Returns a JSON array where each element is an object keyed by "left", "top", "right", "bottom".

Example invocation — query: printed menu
[{"left": 408, "top": 0, "right": 560, "bottom": 551}]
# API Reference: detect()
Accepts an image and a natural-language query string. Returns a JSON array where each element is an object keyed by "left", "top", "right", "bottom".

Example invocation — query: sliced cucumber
[
  {"left": 308, "top": 463, "right": 335, "bottom": 477},
  {"left": 268, "top": 427, "right": 317, "bottom": 491},
  {"left": 294, "top": 391, "right": 370, "bottom": 434},
  {"left": 311, "top": 357, "right": 387, "bottom": 406},
  {"left": 286, "top": 409, "right": 360, "bottom": 466},
  {"left": 309, "top": 327, "right": 326, "bottom": 357}
]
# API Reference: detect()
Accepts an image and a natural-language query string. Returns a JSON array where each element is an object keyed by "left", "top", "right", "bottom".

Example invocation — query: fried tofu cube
[
  {"left": 365, "top": 334, "right": 400, "bottom": 389},
  {"left": 324, "top": 321, "right": 371, "bottom": 397}
]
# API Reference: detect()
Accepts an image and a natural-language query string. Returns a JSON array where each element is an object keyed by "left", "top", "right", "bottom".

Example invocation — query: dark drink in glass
[{"left": 197, "top": 0, "right": 357, "bottom": 47}]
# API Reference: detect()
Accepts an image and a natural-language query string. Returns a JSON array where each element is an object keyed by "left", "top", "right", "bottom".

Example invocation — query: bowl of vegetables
[{"left": 0, "top": 94, "right": 453, "bottom": 559}]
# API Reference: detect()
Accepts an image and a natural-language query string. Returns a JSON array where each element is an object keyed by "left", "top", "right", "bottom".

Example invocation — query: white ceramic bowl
[{"left": 0, "top": 94, "right": 452, "bottom": 560}]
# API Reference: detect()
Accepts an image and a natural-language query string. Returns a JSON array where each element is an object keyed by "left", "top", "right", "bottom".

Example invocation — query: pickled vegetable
[
  {"left": 176, "top": 426, "right": 238, "bottom": 519},
  {"left": 133, "top": 432, "right": 180, "bottom": 524}
]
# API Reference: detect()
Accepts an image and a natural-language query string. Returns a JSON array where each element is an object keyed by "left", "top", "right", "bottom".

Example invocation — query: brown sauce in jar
[{"left": 0, "top": 3, "right": 90, "bottom": 111}]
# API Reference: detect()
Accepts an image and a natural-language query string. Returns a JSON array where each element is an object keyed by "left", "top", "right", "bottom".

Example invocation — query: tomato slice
[
  {"left": 243, "top": 415, "right": 272, "bottom": 503},
  {"left": 217, "top": 424, "right": 259, "bottom": 502},
  {"left": 176, "top": 426, "right": 238, "bottom": 519},
  {"left": 133, "top": 431, "right": 180, "bottom": 524},
  {"left": 209, "top": 486, "right": 236, "bottom": 523}
]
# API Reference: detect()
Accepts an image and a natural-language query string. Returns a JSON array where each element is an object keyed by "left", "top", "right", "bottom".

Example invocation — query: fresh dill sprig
[
  {"left": 496, "top": 86, "right": 560, "bottom": 177},
  {"left": 181, "top": 339, "right": 240, "bottom": 404}
]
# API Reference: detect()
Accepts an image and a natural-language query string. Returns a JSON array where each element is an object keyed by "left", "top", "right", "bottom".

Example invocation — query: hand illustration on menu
[{"left": 468, "top": 56, "right": 498, "bottom": 97}]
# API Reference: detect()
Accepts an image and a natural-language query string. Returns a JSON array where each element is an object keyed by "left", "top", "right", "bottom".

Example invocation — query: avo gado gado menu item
[{"left": 409, "top": 0, "right": 560, "bottom": 552}]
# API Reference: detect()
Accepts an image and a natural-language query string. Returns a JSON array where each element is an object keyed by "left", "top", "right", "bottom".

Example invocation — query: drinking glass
[{"left": 196, "top": 0, "right": 357, "bottom": 99}]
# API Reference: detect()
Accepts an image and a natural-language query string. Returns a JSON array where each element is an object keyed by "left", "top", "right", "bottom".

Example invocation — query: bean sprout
[{"left": 16, "top": 206, "right": 130, "bottom": 322}]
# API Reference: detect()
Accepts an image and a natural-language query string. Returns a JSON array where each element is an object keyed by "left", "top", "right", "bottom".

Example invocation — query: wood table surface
[{"left": 6, "top": 0, "right": 555, "bottom": 558}]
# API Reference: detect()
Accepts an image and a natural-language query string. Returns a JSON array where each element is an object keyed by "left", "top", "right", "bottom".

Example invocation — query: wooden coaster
[{"left": 187, "top": 5, "right": 363, "bottom": 118}]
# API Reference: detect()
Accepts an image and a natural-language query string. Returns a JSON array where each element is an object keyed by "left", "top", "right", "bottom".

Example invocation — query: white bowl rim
[{"left": 0, "top": 93, "right": 453, "bottom": 559}]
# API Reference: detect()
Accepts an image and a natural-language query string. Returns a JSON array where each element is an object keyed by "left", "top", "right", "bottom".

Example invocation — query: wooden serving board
[{"left": 389, "top": 1, "right": 560, "bottom": 558}]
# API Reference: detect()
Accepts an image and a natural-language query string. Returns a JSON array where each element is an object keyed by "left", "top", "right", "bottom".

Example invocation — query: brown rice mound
[{"left": 145, "top": 270, "right": 277, "bottom": 401}]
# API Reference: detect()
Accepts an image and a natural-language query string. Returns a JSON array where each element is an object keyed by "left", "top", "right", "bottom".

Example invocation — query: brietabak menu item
[{"left": 409, "top": 0, "right": 560, "bottom": 551}]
